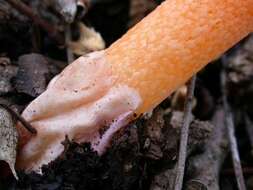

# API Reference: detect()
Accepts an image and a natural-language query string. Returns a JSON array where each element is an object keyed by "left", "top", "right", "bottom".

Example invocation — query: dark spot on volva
[{"left": 98, "top": 125, "right": 110, "bottom": 138}]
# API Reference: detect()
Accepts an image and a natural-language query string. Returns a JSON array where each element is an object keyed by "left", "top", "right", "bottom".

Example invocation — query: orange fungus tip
[{"left": 17, "top": 0, "right": 253, "bottom": 172}]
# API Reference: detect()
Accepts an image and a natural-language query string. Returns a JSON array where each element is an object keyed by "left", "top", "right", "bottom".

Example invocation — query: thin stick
[
  {"left": 221, "top": 56, "right": 246, "bottom": 190},
  {"left": 5, "top": 0, "right": 63, "bottom": 45},
  {"left": 65, "top": 25, "right": 74, "bottom": 63},
  {"left": 0, "top": 104, "right": 37, "bottom": 134},
  {"left": 173, "top": 75, "right": 196, "bottom": 190}
]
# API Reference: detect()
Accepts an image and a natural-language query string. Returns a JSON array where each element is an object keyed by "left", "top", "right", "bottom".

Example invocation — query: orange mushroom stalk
[{"left": 17, "top": 0, "right": 253, "bottom": 172}]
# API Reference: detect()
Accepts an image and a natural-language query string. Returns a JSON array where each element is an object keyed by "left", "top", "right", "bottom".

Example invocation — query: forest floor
[{"left": 0, "top": 0, "right": 253, "bottom": 189}]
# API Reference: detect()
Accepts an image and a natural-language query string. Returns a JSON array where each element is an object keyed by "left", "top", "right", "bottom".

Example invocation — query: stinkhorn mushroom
[{"left": 17, "top": 0, "right": 253, "bottom": 172}]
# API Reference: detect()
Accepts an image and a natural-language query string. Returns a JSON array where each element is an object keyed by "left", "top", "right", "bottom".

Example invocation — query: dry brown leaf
[
  {"left": 13, "top": 54, "right": 51, "bottom": 97},
  {"left": 0, "top": 106, "right": 18, "bottom": 179},
  {"left": 0, "top": 57, "right": 18, "bottom": 95}
]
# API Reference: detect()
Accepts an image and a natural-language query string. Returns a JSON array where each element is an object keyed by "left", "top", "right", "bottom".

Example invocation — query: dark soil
[
  {"left": 2, "top": 107, "right": 213, "bottom": 190},
  {"left": 1, "top": 0, "right": 253, "bottom": 190}
]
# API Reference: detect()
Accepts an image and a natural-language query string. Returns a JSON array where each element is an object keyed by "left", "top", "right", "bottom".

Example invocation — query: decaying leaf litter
[
  {"left": 0, "top": 0, "right": 253, "bottom": 189},
  {"left": 0, "top": 106, "right": 18, "bottom": 179}
]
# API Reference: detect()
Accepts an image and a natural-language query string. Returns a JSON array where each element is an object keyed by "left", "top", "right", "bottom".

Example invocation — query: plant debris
[
  {"left": 68, "top": 22, "right": 105, "bottom": 56},
  {"left": 0, "top": 57, "right": 17, "bottom": 95},
  {"left": 0, "top": 106, "right": 18, "bottom": 179},
  {"left": 185, "top": 109, "right": 228, "bottom": 190},
  {"left": 13, "top": 53, "right": 55, "bottom": 97},
  {"left": 174, "top": 76, "right": 196, "bottom": 190},
  {"left": 1, "top": 1, "right": 253, "bottom": 190},
  {"left": 3, "top": 107, "right": 213, "bottom": 190}
]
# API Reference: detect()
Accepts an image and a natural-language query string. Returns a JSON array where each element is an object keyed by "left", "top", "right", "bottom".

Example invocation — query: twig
[
  {"left": 173, "top": 75, "right": 196, "bottom": 190},
  {"left": 149, "top": 109, "right": 212, "bottom": 190},
  {"left": 65, "top": 25, "right": 74, "bottom": 63},
  {"left": 5, "top": 0, "right": 64, "bottom": 45},
  {"left": 0, "top": 104, "right": 37, "bottom": 134},
  {"left": 221, "top": 56, "right": 246, "bottom": 190}
]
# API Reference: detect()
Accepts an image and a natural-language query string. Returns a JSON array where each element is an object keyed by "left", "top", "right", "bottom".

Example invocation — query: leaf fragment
[
  {"left": 0, "top": 106, "right": 18, "bottom": 179},
  {"left": 13, "top": 53, "right": 51, "bottom": 97}
]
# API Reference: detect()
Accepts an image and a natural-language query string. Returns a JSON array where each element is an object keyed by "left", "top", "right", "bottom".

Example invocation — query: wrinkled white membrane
[{"left": 17, "top": 51, "right": 142, "bottom": 173}]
